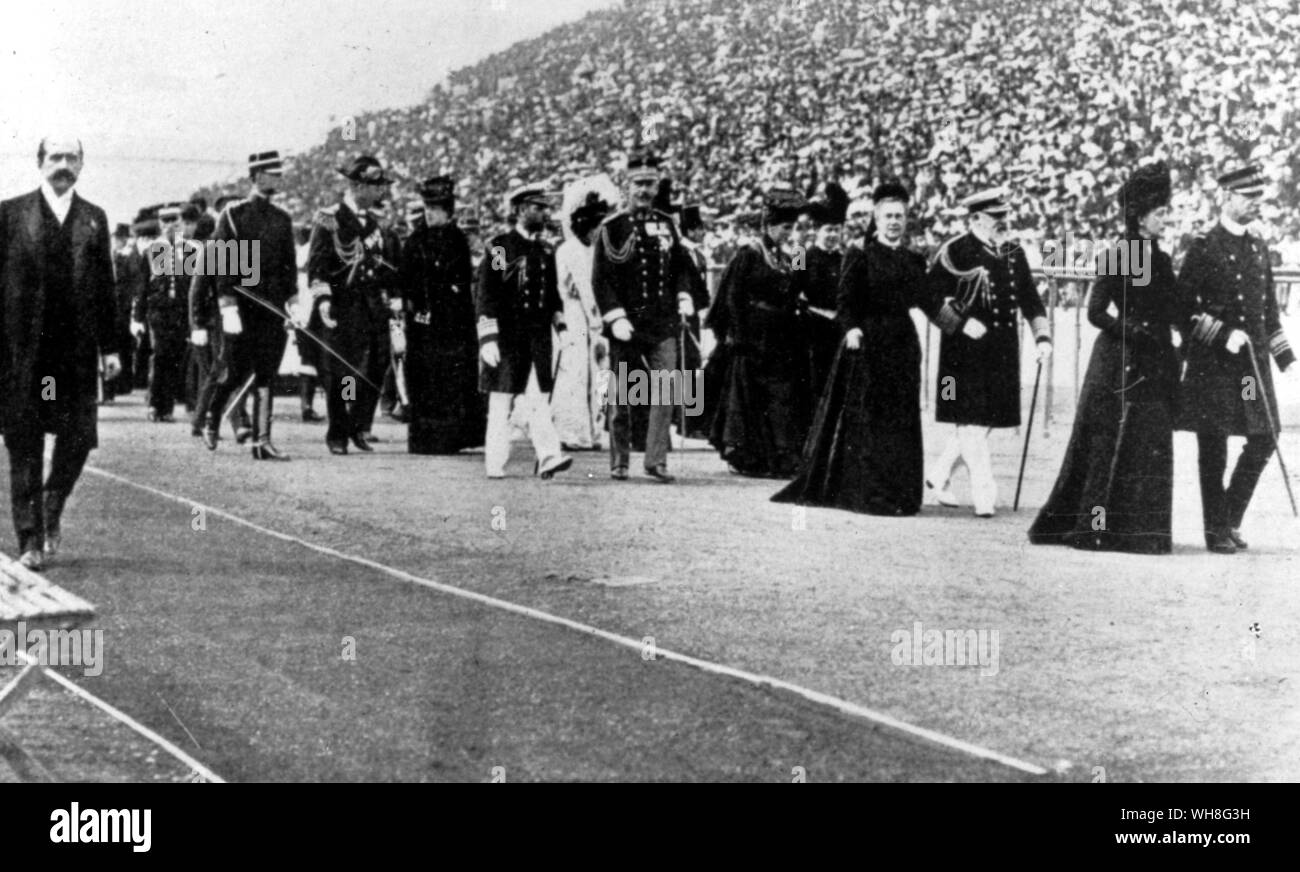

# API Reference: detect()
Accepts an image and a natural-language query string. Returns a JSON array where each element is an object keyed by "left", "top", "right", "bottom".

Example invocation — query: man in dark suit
[{"left": 0, "top": 136, "right": 121, "bottom": 570}]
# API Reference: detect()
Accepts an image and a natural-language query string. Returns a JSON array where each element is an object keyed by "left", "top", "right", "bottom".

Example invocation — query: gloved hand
[
  {"left": 480, "top": 341, "right": 501, "bottom": 368},
  {"left": 611, "top": 318, "right": 634, "bottom": 342},
  {"left": 1225, "top": 329, "right": 1248, "bottom": 354},
  {"left": 1035, "top": 339, "right": 1053, "bottom": 363},
  {"left": 191, "top": 329, "right": 208, "bottom": 347},
  {"left": 220, "top": 303, "right": 243, "bottom": 335},
  {"left": 961, "top": 318, "right": 988, "bottom": 340},
  {"left": 844, "top": 327, "right": 864, "bottom": 350},
  {"left": 130, "top": 321, "right": 146, "bottom": 339},
  {"left": 101, "top": 354, "right": 122, "bottom": 381},
  {"left": 678, "top": 294, "right": 695, "bottom": 318},
  {"left": 319, "top": 301, "right": 337, "bottom": 330}
]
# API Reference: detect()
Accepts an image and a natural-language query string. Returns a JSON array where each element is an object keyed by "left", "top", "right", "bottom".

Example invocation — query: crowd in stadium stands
[{"left": 192, "top": 0, "right": 1300, "bottom": 270}]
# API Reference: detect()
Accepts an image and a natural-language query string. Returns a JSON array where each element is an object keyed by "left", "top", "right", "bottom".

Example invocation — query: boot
[{"left": 251, "top": 387, "right": 290, "bottom": 461}]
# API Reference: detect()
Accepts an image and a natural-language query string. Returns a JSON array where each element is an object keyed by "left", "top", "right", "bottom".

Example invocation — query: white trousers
[
  {"left": 485, "top": 366, "right": 562, "bottom": 476},
  {"left": 931, "top": 425, "right": 997, "bottom": 514}
]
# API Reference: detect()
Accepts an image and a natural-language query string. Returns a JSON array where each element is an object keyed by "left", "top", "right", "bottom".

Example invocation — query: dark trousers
[
  {"left": 1196, "top": 433, "right": 1274, "bottom": 532},
  {"left": 147, "top": 324, "right": 187, "bottom": 416},
  {"left": 5, "top": 424, "right": 91, "bottom": 552},
  {"left": 351, "top": 326, "right": 390, "bottom": 435},
  {"left": 608, "top": 334, "right": 677, "bottom": 472},
  {"left": 199, "top": 325, "right": 284, "bottom": 434}
]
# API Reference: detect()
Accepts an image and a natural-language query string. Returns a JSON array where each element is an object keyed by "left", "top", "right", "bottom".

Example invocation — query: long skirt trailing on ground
[
  {"left": 1027, "top": 332, "right": 1175, "bottom": 553},
  {"left": 773, "top": 315, "right": 923, "bottom": 515},
  {"left": 405, "top": 322, "right": 484, "bottom": 454}
]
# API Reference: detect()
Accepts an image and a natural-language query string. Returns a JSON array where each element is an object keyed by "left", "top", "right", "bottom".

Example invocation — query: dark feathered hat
[
  {"left": 873, "top": 180, "right": 912, "bottom": 205},
  {"left": 1117, "top": 161, "right": 1171, "bottom": 223},
  {"left": 806, "top": 181, "right": 849, "bottom": 226},
  {"left": 762, "top": 187, "right": 807, "bottom": 224},
  {"left": 570, "top": 190, "right": 614, "bottom": 240}
]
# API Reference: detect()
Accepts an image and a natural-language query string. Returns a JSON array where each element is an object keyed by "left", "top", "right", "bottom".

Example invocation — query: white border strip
[
  {"left": 87, "top": 465, "right": 1049, "bottom": 777},
  {"left": 15, "top": 649, "right": 226, "bottom": 783}
]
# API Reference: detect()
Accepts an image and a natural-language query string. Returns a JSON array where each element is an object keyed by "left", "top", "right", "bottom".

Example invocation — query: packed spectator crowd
[{"left": 193, "top": 0, "right": 1300, "bottom": 268}]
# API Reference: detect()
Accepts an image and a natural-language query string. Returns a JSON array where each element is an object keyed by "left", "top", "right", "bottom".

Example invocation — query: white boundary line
[
  {"left": 14, "top": 649, "right": 226, "bottom": 783},
  {"left": 87, "top": 464, "right": 1049, "bottom": 777}
]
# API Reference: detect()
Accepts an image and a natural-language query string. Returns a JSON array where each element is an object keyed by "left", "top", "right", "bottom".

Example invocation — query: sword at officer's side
[{"left": 1243, "top": 337, "right": 1297, "bottom": 517}]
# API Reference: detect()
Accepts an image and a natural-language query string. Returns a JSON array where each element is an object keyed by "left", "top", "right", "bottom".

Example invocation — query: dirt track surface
[{"left": 2, "top": 368, "right": 1298, "bottom": 781}]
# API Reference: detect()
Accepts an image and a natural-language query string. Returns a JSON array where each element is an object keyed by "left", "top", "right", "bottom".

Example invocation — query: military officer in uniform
[
  {"left": 925, "top": 187, "right": 1052, "bottom": 517},
  {"left": 133, "top": 203, "right": 194, "bottom": 423},
  {"left": 1177, "top": 163, "right": 1295, "bottom": 553},
  {"left": 191, "top": 151, "right": 298, "bottom": 459},
  {"left": 593, "top": 149, "right": 704, "bottom": 483},
  {"left": 474, "top": 182, "right": 573, "bottom": 479},
  {"left": 307, "top": 155, "right": 402, "bottom": 455}
]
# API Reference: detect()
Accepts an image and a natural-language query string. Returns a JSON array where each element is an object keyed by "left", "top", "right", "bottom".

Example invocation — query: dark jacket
[
  {"left": 927, "top": 231, "right": 1049, "bottom": 427},
  {"left": 0, "top": 189, "right": 117, "bottom": 436},
  {"left": 592, "top": 208, "right": 705, "bottom": 345},
  {"left": 191, "top": 193, "right": 298, "bottom": 333},
  {"left": 1176, "top": 221, "right": 1295, "bottom": 436},
  {"left": 474, "top": 228, "right": 564, "bottom": 394}
]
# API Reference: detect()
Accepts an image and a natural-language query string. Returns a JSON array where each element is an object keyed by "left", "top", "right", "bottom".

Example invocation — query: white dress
[{"left": 552, "top": 238, "right": 608, "bottom": 448}]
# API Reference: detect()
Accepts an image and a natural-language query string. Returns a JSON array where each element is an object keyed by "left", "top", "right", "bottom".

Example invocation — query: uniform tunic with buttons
[
  {"left": 474, "top": 228, "right": 564, "bottom": 394},
  {"left": 928, "top": 232, "right": 1049, "bottom": 428},
  {"left": 592, "top": 208, "right": 705, "bottom": 346},
  {"left": 306, "top": 200, "right": 401, "bottom": 378},
  {"left": 1176, "top": 222, "right": 1295, "bottom": 436}
]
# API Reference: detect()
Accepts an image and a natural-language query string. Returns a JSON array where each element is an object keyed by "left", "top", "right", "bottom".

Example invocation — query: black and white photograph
[{"left": 1, "top": 0, "right": 1297, "bottom": 816}]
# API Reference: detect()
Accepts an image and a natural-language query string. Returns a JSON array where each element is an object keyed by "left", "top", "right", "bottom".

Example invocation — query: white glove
[
  {"left": 480, "top": 341, "right": 501, "bottom": 367},
  {"left": 389, "top": 297, "right": 404, "bottom": 314},
  {"left": 678, "top": 294, "right": 695, "bottom": 318},
  {"left": 101, "top": 354, "right": 122, "bottom": 381},
  {"left": 220, "top": 304, "right": 243, "bottom": 335},
  {"left": 844, "top": 328, "right": 863, "bottom": 350},
  {"left": 319, "top": 301, "right": 337, "bottom": 330},
  {"left": 1225, "top": 329, "right": 1248, "bottom": 354},
  {"left": 1035, "top": 339, "right": 1053, "bottom": 362},
  {"left": 130, "top": 320, "right": 145, "bottom": 339},
  {"left": 961, "top": 318, "right": 987, "bottom": 340},
  {"left": 611, "top": 318, "right": 634, "bottom": 342},
  {"left": 191, "top": 329, "right": 208, "bottom": 347}
]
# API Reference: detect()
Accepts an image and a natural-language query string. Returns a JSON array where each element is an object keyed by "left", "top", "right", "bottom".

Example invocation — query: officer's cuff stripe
[
  {"left": 1269, "top": 329, "right": 1291, "bottom": 357},
  {"left": 1030, "top": 315, "right": 1050, "bottom": 342},
  {"left": 476, "top": 317, "right": 498, "bottom": 340},
  {"left": 937, "top": 301, "right": 963, "bottom": 335},
  {"left": 603, "top": 307, "right": 627, "bottom": 323},
  {"left": 1191, "top": 313, "right": 1224, "bottom": 345}
]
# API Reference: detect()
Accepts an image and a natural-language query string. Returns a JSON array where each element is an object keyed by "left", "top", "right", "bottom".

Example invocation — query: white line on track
[
  {"left": 87, "top": 464, "right": 1049, "bottom": 777},
  {"left": 15, "top": 649, "right": 226, "bottom": 783}
]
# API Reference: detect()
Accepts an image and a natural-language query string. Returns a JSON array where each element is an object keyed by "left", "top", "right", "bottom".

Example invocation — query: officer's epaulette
[
  {"left": 312, "top": 204, "right": 340, "bottom": 232},
  {"left": 598, "top": 209, "right": 632, "bottom": 227}
]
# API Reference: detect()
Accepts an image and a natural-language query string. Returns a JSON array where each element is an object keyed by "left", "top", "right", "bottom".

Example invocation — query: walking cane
[
  {"left": 1243, "top": 337, "right": 1297, "bottom": 517},
  {"left": 679, "top": 315, "right": 689, "bottom": 449},
  {"left": 1013, "top": 359, "right": 1044, "bottom": 511}
]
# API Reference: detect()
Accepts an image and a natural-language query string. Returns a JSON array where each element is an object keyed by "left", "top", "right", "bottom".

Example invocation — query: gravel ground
[{"left": 2, "top": 319, "right": 1297, "bottom": 781}]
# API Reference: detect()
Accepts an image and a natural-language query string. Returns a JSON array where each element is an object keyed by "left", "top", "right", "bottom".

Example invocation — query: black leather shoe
[
  {"left": 350, "top": 434, "right": 374, "bottom": 452},
  {"left": 251, "top": 442, "right": 291, "bottom": 461},
  {"left": 1228, "top": 529, "right": 1248, "bottom": 550},
  {"left": 611, "top": 467, "right": 629, "bottom": 480},
  {"left": 1205, "top": 531, "right": 1237, "bottom": 554},
  {"left": 645, "top": 465, "right": 676, "bottom": 484},
  {"left": 202, "top": 429, "right": 219, "bottom": 451},
  {"left": 327, "top": 441, "right": 348, "bottom": 455}
]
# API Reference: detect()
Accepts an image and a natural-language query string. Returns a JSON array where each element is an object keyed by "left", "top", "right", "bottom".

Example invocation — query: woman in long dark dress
[
  {"left": 773, "top": 181, "right": 934, "bottom": 515},
  {"left": 708, "top": 188, "right": 808, "bottom": 477},
  {"left": 1028, "top": 161, "right": 1180, "bottom": 553},
  {"left": 399, "top": 178, "right": 482, "bottom": 454}
]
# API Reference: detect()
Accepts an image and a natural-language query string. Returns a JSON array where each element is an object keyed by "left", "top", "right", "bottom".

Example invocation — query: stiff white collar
[
  {"left": 1220, "top": 214, "right": 1249, "bottom": 236},
  {"left": 41, "top": 181, "right": 74, "bottom": 224},
  {"left": 343, "top": 190, "right": 360, "bottom": 216}
]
